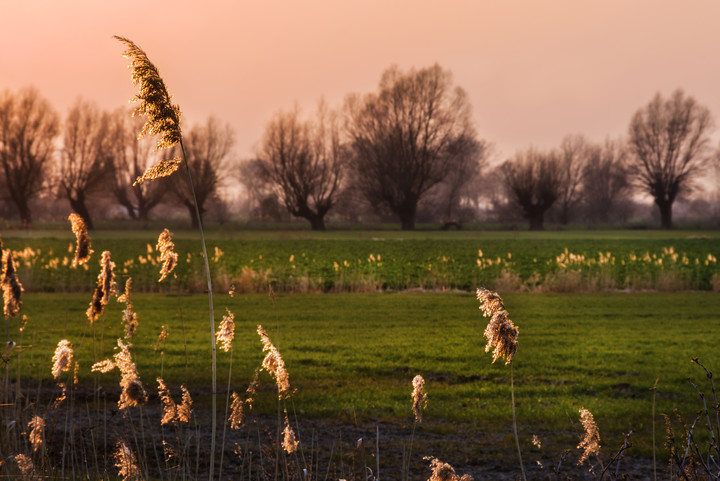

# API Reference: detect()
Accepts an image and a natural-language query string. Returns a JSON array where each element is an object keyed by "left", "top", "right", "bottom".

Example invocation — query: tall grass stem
[
  {"left": 179, "top": 140, "right": 217, "bottom": 480},
  {"left": 510, "top": 362, "right": 527, "bottom": 481}
]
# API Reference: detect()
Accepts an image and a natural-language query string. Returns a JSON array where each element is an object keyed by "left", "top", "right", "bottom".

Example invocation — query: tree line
[{"left": 1, "top": 65, "right": 717, "bottom": 230}]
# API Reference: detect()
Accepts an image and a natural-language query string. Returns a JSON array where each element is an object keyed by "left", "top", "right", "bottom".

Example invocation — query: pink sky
[{"left": 3, "top": 0, "right": 720, "bottom": 162}]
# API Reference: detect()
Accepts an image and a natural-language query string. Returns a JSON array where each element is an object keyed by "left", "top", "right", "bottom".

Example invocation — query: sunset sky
[{"left": 3, "top": 0, "right": 720, "bottom": 163}]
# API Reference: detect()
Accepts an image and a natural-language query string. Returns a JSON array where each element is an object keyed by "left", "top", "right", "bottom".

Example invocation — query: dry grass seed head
[
  {"left": 118, "top": 278, "right": 139, "bottom": 338},
  {"left": 114, "top": 440, "right": 141, "bottom": 480},
  {"left": 114, "top": 36, "right": 183, "bottom": 185},
  {"left": 86, "top": 251, "right": 117, "bottom": 323},
  {"left": 115, "top": 338, "right": 147, "bottom": 408},
  {"left": 177, "top": 385, "right": 193, "bottom": 422},
  {"left": 157, "top": 377, "right": 178, "bottom": 425},
  {"left": 156, "top": 228, "right": 178, "bottom": 282},
  {"left": 476, "top": 288, "right": 519, "bottom": 365},
  {"left": 92, "top": 359, "right": 116, "bottom": 373},
  {"left": 282, "top": 415, "right": 299, "bottom": 454},
  {"left": 27, "top": 415, "right": 45, "bottom": 452},
  {"left": 68, "top": 213, "right": 93, "bottom": 266},
  {"left": 155, "top": 324, "right": 168, "bottom": 352},
  {"left": 257, "top": 325, "right": 290, "bottom": 398},
  {"left": 411, "top": 375, "right": 428, "bottom": 423},
  {"left": 216, "top": 308, "right": 235, "bottom": 352},
  {"left": 577, "top": 407, "right": 601, "bottom": 465},
  {"left": 14, "top": 454, "right": 37, "bottom": 480},
  {"left": 1, "top": 249, "right": 23, "bottom": 318},
  {"left": 228, "top": 391, "right": 245, "bottom": 430},
  {"left": 425, "top": 456, "right": 473, "bottom": 481},
  {"left": 51, "top": 339, "right": 73, "bottom": 379}
]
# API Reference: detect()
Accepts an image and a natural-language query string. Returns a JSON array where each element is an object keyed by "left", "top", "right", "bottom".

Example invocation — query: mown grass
[{"left": 10, "top": 291, "right": 720, "bottom": 460}]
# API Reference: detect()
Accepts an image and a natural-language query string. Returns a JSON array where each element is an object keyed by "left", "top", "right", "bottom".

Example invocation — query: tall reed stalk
[{"left": 114, "top": 36, "right": 218, "bottom": 480}]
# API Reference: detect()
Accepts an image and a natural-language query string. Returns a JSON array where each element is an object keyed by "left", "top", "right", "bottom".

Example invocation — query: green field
[
  {"left": 3, "top": 229, "right": 720, "bottom": 293},
  {"left": 9, "top": 291, "right": 720, "bottom": 459},
  {"left": 3, "top": 228, "right": 720, "bottom": 478}
]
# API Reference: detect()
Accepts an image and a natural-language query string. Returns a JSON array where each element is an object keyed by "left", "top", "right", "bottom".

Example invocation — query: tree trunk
[
  {"left": 69, "top": 195, "right": 94, "bottom": 230},
  {"left": 186, "top": 202, "right": 201, "bottom": 229},
  {"left": 656, "top": 199, "right": 674, "bottom": 230},
  {"left": 308, "top": 215, "right": 326, "bottom": 231},
  {"left": 528, "top": 211, "right": 545, "bottom": 231},
  {"left": 397, "top": 200, "right": 417, "bottom": 231}
]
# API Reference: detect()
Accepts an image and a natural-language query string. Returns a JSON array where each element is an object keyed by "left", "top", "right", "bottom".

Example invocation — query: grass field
[
  {"left": 3, "top": 227, "right": 720, "bottom": 479},
  {"left": 9, "top": 291, "right": 720, "bottom": 459},
  {"left": 3, "top": 229, "right": 720, "bottom": 294}
]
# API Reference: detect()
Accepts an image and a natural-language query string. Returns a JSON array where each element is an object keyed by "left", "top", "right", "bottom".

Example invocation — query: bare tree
[
  {"left": 555, "top": 134, "right": 590, "bottom": 224},
  {"left": 256, "top": 102, "right": 345, "bottom": 230},
  {"left": 0, "top": 87, "right": 60, "bottom": 227},
  {"left": 628, "top": 89, "right": 714, "bottom": 229},
  {"left": 420, "top": 136, "right": 489, "bottom": 225},
  {"left": 107, "top": 109, "right": 171, "bottom": 221},
  {"left": 58, "top": 99, "right": 113, "bottom": 229},
  {"left": 502, "top": 148, "right": 562, "bottom": 230},
  {"left": 582, "top": 139, "right": 633, "bottom": 224},
  {"left": 345, "top": 64, "right": 480, "bottom": 230},
  {"left": 170, "top": 116, "right": 234, "bottom": 228}
]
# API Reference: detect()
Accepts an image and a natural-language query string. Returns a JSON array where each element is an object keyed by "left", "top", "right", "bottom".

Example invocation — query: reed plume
[
  {"left": 476, "top": 287, "right": 525, "bottom": 481},
  {"left": 425, "top": 457, "right": 474, "bottom": 481},
  {"left": 51, "top": 339, "right": 73, "bottom": 379},
  {"left": 228, "top": 392, "right": 245, "bottom": 430},
  {"left": 68, "top": 213, "right": 93, "bottom": 266},
  {"left": 114, "top": 440, "right": 141, "bottom": 480},
  {"left": 87, "top": 251, "right": 117, "bottom": 323},
  {"left": 257, "top": 325, "right": 290, "bottom": 398},
  {"left": 282, "top": 414, "right": 299, "bottom": 454},
  {"left": 577, "top": 408, "right": 601, "bottom": 465},
  {"left": 91, "top": 359, "right": 116, "bottom": 373},
  {"left": 156, "top": 228, "right": 178, "bottom": 282},
  {"left": 158, "top": 377, "right": 178, "bottom": 425},
  {"left": 117, "top": 278, "right": 138, "bottom": 339},
  {"left": 14, "top": 454, "right": 38, "bottom": 480},
  {"left": 113, "top": 36, "right": 182, "bottom": 185},
  {"left": 154, "top": 324, "right": 168, "bottom": 352},
  {"left": 116, "top": 35, "right": 219, "bottom": 479},
  {"left": 411, "top": 375, "right": 427, "bottom": 423},
  {"left": 476, "top": 288, "right": 518, "bottom": 365},
  {"left": 216, "top": 308, "right": 235, "bottom": 352},
  {"left": 114, "top": 338, "right": 147, "bottom": 409},
  {"left": 27, "top": 415, "right": 45, "bottom": 452},
  {"left": 1, "top": 249, "right": 23, "bottom": 318}
]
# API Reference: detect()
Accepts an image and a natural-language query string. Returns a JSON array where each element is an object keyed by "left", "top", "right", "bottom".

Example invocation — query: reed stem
[
  {"left": 179, "top": 140, "right": 217, "bottom": 481},
  {"left": 510, "top": 361, "right": 527, "bottom": 481}
]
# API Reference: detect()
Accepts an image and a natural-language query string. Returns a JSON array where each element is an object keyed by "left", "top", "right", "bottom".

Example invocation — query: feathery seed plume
[
  {"left": 1, "top": 249, "right": 23, "bottom": 318},
  {"left": 14, "top": 454, "right": 37, "bottom": 480},
  {"left": 157, "top": 377, "right": 178, "bottom": 425},
  {"left": 228, "top": 391, "right": 245, "bottom": 430},
  {"left": 114, "top": 440, "right": 141, "bottom": 480},
  {"left": 115, "top": 338, "right": 147, "bottom": 408},
  {"left": 27, "top": 416, "right": 45, "bottom": 452},
  {"left": 425, "top": 457, "right": 474, "bottom": 481},
  {"left": 177, "top": 385, "right": 193, "bottom": 422},
  {"left": 156, "top": 229, "right": 178, "bottom": 282},
  {"left": 577, "top": 408, "right": 601, "bottom": 465},
  {"left": 114, "top": 35, "right": 183, "bottom": 185},
  {"left": 282, "top": 415, "right": 299, "bottom": 454},
  {"left": 411, "top": 375, "right": 427, "bottom": 423},
  {"left": 92, "top": 359, "right": 116, "bottom": 373},
  {"left": 476, "top": 288, "right": 519, "bottom": 364},
  {"left": 117, "top": 278, "right": 138, "bottom": 338},
  {"left": 68, "top": 213, "right": 93, "bottom": 267},
  {"left": 257, "top": 325, "right": 290, "bottom": 398},
  {"left": 216, "top": 308, "right": 235, "bottom": 352},
  {"left": 155, "top": 324, "right": 168, "bottom": 352},
  {"left": 51, "top": 339, "right": 74, "bottom": 379},
  {"left": 86, "top": 251, "right": 117, "bottom": 323}
]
